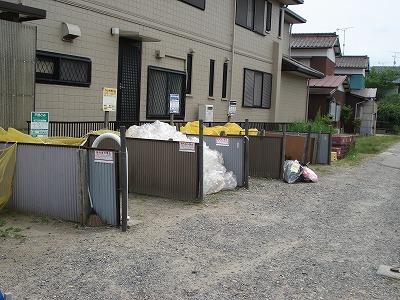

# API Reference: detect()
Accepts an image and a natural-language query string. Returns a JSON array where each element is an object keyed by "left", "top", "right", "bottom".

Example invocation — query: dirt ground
[{"left": 1, "top": 143, "right": 400, "bottom": 300}]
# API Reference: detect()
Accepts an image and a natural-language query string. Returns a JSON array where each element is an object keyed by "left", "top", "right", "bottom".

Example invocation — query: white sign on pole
[
  {"left": 30, "top": 112, "right": 49, "bottom": 137},
  {"left": 102, "top": 87, "right": 117, "bottom": 112},
  {"left": 169, "top": 94, "right": 180, "bottom": 114},
  {"left": 228, "top": 100, "right": 237, "bottom": 116}
]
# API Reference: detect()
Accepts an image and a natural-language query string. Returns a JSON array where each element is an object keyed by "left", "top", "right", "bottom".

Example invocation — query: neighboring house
[
  {"left": 290, "top": 33, "right": 346, "bottom": 124},
  {"left": 336, "top": 55, "right": 377, "bottom": 135},
  {"left": 0, "top": 0, "right": 321, "bottom": 131}
]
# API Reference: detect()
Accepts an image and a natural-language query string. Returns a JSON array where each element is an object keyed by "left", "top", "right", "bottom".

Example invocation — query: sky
[{"left": 290, "top": 0, "right": 400, "bottom": 66}]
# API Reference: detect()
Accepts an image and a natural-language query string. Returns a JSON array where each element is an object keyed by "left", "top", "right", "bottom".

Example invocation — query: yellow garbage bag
[
  {"left": 0, "top": 144, "right": 17, "bottom": 209},
  {"left": 0, "top": 128, "right": 86, "bottom": 146},
  {"left": 180, "top": 121, "right": 259, "bottom": 136}
]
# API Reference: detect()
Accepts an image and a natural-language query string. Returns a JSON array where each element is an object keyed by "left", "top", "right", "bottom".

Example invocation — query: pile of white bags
[{"left": 126, "top": 121, "right": 237, "bottom": 195}]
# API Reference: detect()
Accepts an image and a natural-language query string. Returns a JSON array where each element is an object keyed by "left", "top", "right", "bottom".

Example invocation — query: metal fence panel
[
  {"left": 0, "top": 20, "right": 36, "bottom": 130},
  {"left": 1, "top": 143, "right": 85, "bottom": 223},
  {"left": 88, "top": 149, "right": 118, "bottom": 225},
  {"left": 311, "top": 133, "right": 330, "bottom": 165},
  {"left": 248, "top": 136, "right": 283, "bottom": 179},
  {"left": 127, "top": 139, "right": 199, "bottom": 200},
  {"left": 88, "top": 137, "right": 200, "bottom": 201},
  {"left": 202, "top": 136, "right": 246, "bottom": 187}
]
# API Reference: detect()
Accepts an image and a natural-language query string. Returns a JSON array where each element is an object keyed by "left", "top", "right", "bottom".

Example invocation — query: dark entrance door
[{"left": 117, "top": 38, "right": 141, "bottom": 124}]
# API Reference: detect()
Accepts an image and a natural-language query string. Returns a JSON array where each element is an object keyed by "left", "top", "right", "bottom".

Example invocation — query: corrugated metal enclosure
[
  {"left": 0, "top": 143, "right": 87, "bottom": 223},
  {"left": 88, "top": 149, "right": 118, "bottom": 225},
  {"left": 88, "top": 136, "right": 200, "bottom": 201},
  {"left": 0, "top": 20, "right": 36, "bottom": 130},
  {"left": 202, "top": 136, "right": 248, "bottom": 187},
  {"left": 248, "top": 136, "right": 283, "bottom": 179},
  {"left": 0, "top": 143, "right": 119, "bottom": 225}
]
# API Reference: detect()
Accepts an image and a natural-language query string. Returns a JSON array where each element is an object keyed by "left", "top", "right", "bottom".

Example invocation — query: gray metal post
[
  {"left": 281, "top": 124, "right": 287, "bottom": 179},
  {"left": 170, "top": 113, "right": 174, "bottom": 126},
  {"left": 302, "top": 125, "right": 312, "bottom": 165},
  {"left": 198, "top": 120, "right": 204, "bottom": 200},
  {"left": 104, "top": 111, "right": 110, "bottom": 129},
  {"left": 244, "top": 136, "right": 250, "bottom": 189},
  {"left": 328, "top": 127, "right": 332, "bottom": 165},
  {"left": 120, "top": 126, "right": 128, "bottom": 232},
  {"left": 244, "top": 118, "right": 249, "bottom": 137}
]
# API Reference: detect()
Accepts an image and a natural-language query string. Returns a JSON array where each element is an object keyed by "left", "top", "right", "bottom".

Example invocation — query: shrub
[{"left": 287, "top": 115, "right": 334, "bottom": 134}]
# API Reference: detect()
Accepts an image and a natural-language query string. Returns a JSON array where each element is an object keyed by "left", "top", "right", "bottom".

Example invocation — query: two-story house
[
  {"left": 335, "top": 56, "right": 377, "bottom": 135},
  {"left": 290, "top": 32, "right": 348, "bottom": 125},
  {"left": 0, "top": 0, "right": 322, "bottom": 130}
]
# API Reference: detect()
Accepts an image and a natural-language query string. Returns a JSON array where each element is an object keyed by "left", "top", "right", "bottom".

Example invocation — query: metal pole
[
  {"left": 104, "top": 111, "right": 110, "bottom": 129},
  {"left": 328, "top": 127, "right": 332, "bottom": 165},
  {"left": 302, "top": 125, "right": 312, "bottom": 165},
  {"left": 120, "top": 126, "right": 128, "bottom": 232},
  {"left": 244, "top": 136, "right": 250, "bottom": 189},
  {"left": 281, "top": 124, "right": 287, "bottom": 179},
  {"left": 170, "top": 113, "right": 174, "bottom": 126},
  {"left": 245, "top": 118, "right": 249, "bottom": 136},
  {"left": 198, "top": 120, "right": 204, "bottom": 200}
]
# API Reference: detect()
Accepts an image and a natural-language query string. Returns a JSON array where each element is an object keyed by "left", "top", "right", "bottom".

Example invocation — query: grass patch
[
  {"left": 0, "top": 217, "right": 25, "bottom": 239},
  {"left": 340, "top": 135, "right": 400, "bottom": 165}
]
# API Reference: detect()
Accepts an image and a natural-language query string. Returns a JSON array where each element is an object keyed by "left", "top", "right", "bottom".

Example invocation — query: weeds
[{"left": 0, "top": 218, "right": 25, "bottom": 239}]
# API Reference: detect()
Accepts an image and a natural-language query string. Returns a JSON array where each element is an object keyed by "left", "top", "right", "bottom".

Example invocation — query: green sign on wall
[{"left": 31, "top": 112, "right": 49, "bottom": 137}]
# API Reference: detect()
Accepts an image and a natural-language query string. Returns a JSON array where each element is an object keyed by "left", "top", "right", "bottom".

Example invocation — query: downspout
[
  {"left": 229, "top": 0, "right": 237, "bottom": 103},
  {"left": 305, "top": 79, "right": 310, "bottom": 120}
]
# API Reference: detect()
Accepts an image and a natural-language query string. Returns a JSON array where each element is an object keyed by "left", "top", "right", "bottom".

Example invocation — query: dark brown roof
[
  {"left": 336, "top": 56, "right": 369, "bottom": 69},
  {"left": 282, "top": 56, "right": 324, "bottom": 78},
  {"left": 309, "top": 75, "right": 347, "bottom": 88},
  {"left": 291, "top": 33, "right": 339, "bottom": 49}
]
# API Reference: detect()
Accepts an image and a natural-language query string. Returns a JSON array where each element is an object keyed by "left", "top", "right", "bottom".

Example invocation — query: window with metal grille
[
  {"left": 178, "top": 0, "right": 205, "bottom": 10},
  {"left": 36, "top": 51, "right": 91, "bottom": 87},
  {"left": 147, "top": 66, "right": 186, "bottom": 119},
  {"left": 265, "top": 1, "right": 272, "bottom": 33},
  {"left": 236, "top": 0, "right": 266, "bottom": 35},
  {"left": 222, "top": 61, "right": 228, "bottom": 99},
  {"left": 186, "top": 53, "right": 193, "bottom": 94},
  {"left": 243, "top": 68, "right": 272, "bottom": 109},
  {"left": 209, "top": 59, "right": 215, "bottom": 97}
]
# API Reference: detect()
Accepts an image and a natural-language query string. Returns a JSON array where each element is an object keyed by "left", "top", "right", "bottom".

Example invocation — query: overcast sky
[{"left": 290, "top": 0, "right": 399, "bottom": 66}]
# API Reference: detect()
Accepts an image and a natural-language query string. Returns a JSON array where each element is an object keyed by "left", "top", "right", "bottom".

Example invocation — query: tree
[{"left": 366, "top": 67, "right": 400, "bottom": 99}]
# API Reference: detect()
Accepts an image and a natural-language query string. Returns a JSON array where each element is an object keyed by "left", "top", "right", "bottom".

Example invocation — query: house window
[
  {"left": 147, "top": 66, "right": 186, "bottom": 119},
  {"left": 178, "top": 0, "right": 205, "bottom": 10},
  {"left": 265, "top": 1, "right": 272, "bottom": 33},
  {"left": 36, "top": 51, "right": 91, "bottom": 87},
  {"left": 236, "top": 0, "right": 266, "bottom": 35},
  {"left": 186, "top": 53, "right": 193, "bottom": 94},
  {"left": 278, "top": 6, "right": 283, "bottom": 37},
  {"left": 222, "top": 61, "right": 228, "bottom": 99},
  {"left": 209, "top": 59, "right": 215, "bottom": 97},
  {"left": 243, "top": 69, "right": 272, "bottom": 108}
]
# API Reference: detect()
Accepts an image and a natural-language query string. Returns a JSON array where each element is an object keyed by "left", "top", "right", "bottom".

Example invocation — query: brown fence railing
[{"left": 27, "top": 120, "right": 293, "bottom": 137}]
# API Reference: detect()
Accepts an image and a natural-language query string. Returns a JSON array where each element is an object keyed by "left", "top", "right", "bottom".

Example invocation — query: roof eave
[{"left": 284, "top": 8, "right": 306, "bottom": 24}]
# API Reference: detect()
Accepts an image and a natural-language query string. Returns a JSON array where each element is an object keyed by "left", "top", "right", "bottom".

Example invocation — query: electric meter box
[{"left": 198, "top": 104, "right": 214, "bottom": 122}]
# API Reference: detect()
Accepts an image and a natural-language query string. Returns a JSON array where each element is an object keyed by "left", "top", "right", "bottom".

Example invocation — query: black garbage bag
[{"left": 283, "top": 160, "right": 303, "bottom": 184}]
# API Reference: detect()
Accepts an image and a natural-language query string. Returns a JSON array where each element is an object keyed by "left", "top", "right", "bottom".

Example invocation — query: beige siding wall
[
  {"left": 17, "top": 0, "right": 297, "bottom": 122},
  {"left": 278, "top": 72, "right": 308, "bottom": 122}
]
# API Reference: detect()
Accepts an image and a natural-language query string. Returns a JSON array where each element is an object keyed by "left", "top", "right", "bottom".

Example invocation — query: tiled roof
[
  {"left": 336, "top": 56, "right": 369, "bottom": 69},
  {"left": 350, "top": 88, "right": 377, "bottom": 99},
  {"left": 291, "top": 33, "right": 338, "bottom": 49},
  {"left": 309, "top": 75, "right": 347, "bottom": 88}
]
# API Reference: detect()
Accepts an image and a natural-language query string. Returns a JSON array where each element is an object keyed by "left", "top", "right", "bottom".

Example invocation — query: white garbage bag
[{"left": 126, "top": 121, "right": 237, "bottom": 195}]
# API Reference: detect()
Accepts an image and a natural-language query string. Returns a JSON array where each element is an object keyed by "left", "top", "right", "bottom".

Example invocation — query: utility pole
[
  {"left": 336, "top": 27, "right": 354, "bottom": 55},
  {"left": 392, "top": 52, "right": 400, "bottom": 66}
]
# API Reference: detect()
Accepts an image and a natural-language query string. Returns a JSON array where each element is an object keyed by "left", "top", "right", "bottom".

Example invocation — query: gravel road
[{"left": 1, "top": 143, "right": 400, "bottom": 300}]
